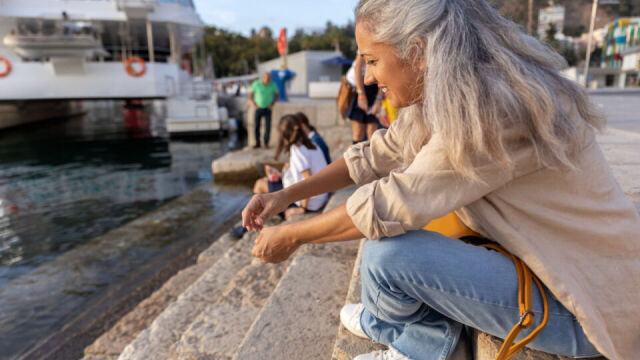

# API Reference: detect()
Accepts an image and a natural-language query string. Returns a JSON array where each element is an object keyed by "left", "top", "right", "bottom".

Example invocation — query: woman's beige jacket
[{"left": 344, "top": 111, "right": 640, "bottom": 360}]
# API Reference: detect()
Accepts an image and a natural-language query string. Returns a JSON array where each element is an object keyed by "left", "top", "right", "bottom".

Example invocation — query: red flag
[{"left": 277, "top": 28, "right": 287, "bottom": 56}]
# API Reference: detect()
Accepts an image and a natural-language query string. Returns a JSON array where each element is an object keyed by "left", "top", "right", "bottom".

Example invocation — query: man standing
[{"left": 249, "top": 72, "right": 279, "bottom": 149}]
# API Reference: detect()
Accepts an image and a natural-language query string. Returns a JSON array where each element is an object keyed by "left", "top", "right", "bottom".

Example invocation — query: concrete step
[
  {"left": 82, "top": 229, "right": 242, "bottom": 359},
  {"left": 169, "top": 244, "right": 294, "bottom": 359},
  {"left": 472, "top": 332, "right": 605, "bottom": 360},
  {"left": 232, "top": 187, "right": 360, "bottom": 360},
  {"left": 115, "top": 224, "right": 265, "bottom": 360},
  {"left": 115, "top": 206, "right": 324, "bottom": 360}
]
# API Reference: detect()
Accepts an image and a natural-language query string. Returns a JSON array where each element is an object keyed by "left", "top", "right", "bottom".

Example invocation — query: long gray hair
[{"left": 356, "top": 0, "right": 604, "bottom": 179}]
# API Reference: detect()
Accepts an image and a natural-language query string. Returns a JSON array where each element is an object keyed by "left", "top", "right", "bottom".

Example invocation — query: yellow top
[{"left": 382, "top": 98, "right": 398, "bottom": 124}]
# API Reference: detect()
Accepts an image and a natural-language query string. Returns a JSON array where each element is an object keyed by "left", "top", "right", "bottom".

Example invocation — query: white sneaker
[
  {"left": 354, "top": 348, "right": 412, "bottom": 360},
  {"left": 340, "top": 303, "right": 369, "bottom": 339}
]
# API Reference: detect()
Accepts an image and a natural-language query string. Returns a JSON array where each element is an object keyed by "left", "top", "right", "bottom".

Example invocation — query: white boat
[
  {"left": 0, "top": 0, "right": 229, "bottom": 131},
  {"left": 3, "top": 34, "right": 108, "bottom": 59},
  {"left": 0, "top": 0, "right": 214, "bottom": 102},
  {"left": 165, "top": 80, "right": 229, "bottom": 135}
]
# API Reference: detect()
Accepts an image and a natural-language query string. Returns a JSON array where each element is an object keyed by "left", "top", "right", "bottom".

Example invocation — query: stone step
[
  {"left": 116, "top": 207, "right": 322, "bottom": 360},
  {"left": 169, "top": 245, "right": 295, "bottom": 359},
  {"left": 82, "top": 229, "right": 242, "bottom": 360},
  {"left": 472, "top": 332, "right": 606, "bottom": 360},
  {"left": 232, "top": 187, "right": 360, "bottom": 360},
  {"left": 115, "top": 225, "right": 264, "bottom": 360}
]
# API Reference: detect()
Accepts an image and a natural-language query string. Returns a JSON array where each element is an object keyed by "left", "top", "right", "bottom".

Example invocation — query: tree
[
  {"left": 198, "top": 21, "right": 357, "bottom": 78},
  {"left": 544, "top": 23, "right": 560, "bottom": 48}
]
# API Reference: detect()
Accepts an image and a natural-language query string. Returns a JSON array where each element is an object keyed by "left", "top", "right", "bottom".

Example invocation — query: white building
[{"left": 257, "top": 50, "right": 345, "bottom": 97}]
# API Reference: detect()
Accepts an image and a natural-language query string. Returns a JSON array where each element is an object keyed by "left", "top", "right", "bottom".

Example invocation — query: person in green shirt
[{"left": 249, "top": 72, "right": 279, "bottom": 148}]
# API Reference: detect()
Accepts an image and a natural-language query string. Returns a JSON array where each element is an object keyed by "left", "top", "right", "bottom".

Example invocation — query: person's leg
[
  {"left": 366, "top": 121, "right": 379, "bottom": 140},
  {"left": 254, "top": 108, "right": 263, "bottom": 147},
  {"left": 264, "top": 108, "right": 272, "bottom": 147},
  {"left": 351, "top": 120, "right": 365, "bottom": 143},
  {"left": 358, "top": 231, "right": 599, "bottom": 360},
  {"left": 253, "top": 177, "right": 269, "bottom": 194}
]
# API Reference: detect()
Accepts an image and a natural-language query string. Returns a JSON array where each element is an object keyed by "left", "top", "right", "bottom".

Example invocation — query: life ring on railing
[
  {"left": 125, "top": 57, "right": 146, "bottom": 77},
  {"left": 0, "top": 57, "right": 11, "bottom": 78}
]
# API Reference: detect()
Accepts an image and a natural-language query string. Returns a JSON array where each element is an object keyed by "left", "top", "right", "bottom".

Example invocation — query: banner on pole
[{"left": 277, "top": 28, "right": 287, "bottom": 56}]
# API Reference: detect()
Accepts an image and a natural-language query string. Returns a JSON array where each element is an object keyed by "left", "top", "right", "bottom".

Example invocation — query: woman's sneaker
[
  {"left": 354, "top": 348, "right": 411, "bottom": 360},
  {"left": 339, "top": 303, "right": 369, "bottom": 339}
]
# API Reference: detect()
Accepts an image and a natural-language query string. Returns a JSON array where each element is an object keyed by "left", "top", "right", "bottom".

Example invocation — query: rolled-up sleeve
[
  {"left": 346, "top": 134, "right": 527, "bottom": 240},
  {"left": 344, "top": 121, "right": 406, "bottom": 186}
]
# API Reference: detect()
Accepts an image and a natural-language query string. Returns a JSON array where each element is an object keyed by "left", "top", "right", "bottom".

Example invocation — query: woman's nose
[{"left": 364, "top": 66, "right": 377, "bottom": 86}]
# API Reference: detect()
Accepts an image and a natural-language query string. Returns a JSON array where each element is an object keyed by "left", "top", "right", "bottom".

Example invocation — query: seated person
[
  {"left": 253, "top": 114, "right": 329, "bottom": 219},
  {"left": 295, "top": 112, "right": 331, "bottom": 164},
  {"left": 273, "top": 112, "right": 331, "bottom": 165}
]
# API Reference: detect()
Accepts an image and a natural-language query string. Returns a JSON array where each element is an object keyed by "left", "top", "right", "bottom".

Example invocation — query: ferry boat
[{"left": 0, "top": 0, "right": 227, "bottom": 132}]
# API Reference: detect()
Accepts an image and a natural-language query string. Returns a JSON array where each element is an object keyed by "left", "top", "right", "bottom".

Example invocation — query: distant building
[
  {"left": 538, "top": 6, "right": 565, "bottom": 39},
  {"left": 257, "top": 50, "right": 344, "bottom": 96},
  {"left": 599, "top": 18, "right": 640, "bottom": 87}
]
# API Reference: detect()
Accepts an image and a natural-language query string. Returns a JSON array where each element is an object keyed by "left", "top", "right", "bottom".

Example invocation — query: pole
[
  {"left": 168, "top": 24, "right": 178, "bottom": 64},
  {"left": 584, "top": 0, "right": 599, "bottom": 88},
  {"left": 199, "top": 41, "right": 206, "bottom": 77},
  {"left": 528, "top": 0, "right": 534, "bottom": 35},
  {"left": 146, "top": 19, "right": 155, "bottom": 63}
]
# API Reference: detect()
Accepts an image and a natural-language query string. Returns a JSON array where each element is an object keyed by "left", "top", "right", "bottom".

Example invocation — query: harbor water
[{"left": 0, "top": 101, "right": 248, "bottom": 359}]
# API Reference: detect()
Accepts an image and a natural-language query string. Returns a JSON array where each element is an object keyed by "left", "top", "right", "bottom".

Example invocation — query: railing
[
  {"left": 115, "top": 0, "right": 156, "bottom": 9},
  {"left": 180, "top": 80, "right": 213, "bottom": 100}
]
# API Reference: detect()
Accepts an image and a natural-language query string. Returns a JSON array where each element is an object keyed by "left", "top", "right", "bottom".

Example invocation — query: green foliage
[
  {"left": 288, "top": 21, "right": 356, "bottom": 61},
  {"left": 197, "top": 26, "right": 278, "bottom": 77},
  {"left": 543, "top": 23, "right": 580, "bottom": 67},
  {"left": 198, "top": 22, "right": 356, "bottom": 78},
  {"left": 545, "top": 23, "right": 559, "bottom": 45}
]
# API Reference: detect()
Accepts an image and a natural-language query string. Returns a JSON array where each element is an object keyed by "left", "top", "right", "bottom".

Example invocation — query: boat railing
[
  {"left": 115, "top": 0, "right": 156, "bottom": 9},
  {"left": 180, "top": 80, "right": 213, "bottom": 100}
]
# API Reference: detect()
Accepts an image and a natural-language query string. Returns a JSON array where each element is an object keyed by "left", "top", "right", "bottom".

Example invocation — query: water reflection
[{"left": 0, "top": 101, "right": 243, "bottom": 284}]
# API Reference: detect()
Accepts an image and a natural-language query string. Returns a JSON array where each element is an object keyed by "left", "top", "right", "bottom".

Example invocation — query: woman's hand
[
  {"left": 242, "top": 191, "right": 288, "bottom": 232},
  {"left": 357, "top": 94, "right": 368, "bottom": 112},
  {"left": 370, "top": 98, "right": 382, "bottom": 115},
  {"left": 251, "top": 224, "right": 300, "bottom": 264}
]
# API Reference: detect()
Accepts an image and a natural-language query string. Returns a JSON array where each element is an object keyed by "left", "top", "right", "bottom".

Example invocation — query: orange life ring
[
  {"left": 0, "top": 57, "right": 11, "bottom": 78},
  {"left": 125, "top": 57, "right": 146, "bottom": 77}
]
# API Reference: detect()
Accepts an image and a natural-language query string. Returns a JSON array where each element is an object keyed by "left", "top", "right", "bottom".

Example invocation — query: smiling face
[{"left": 355, "top": 22, "right": 425, "bottom": 109}]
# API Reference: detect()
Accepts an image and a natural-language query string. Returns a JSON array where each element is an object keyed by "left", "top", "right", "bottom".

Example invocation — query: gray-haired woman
[{"left": 241, "top": 1, "right": 640, "bottom": 359}]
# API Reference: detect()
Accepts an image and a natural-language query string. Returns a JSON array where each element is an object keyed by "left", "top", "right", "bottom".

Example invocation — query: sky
[{"left": 192, "top": 0, "right": 360, "bottom": 37}]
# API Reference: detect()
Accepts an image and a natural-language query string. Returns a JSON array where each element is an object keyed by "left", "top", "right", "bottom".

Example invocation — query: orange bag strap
[
  {"left": 479, "top": 243, "right": 549, "bottom": 360},
  {"left": 424, "top": 212, "right": 549, "bottom": 360}
]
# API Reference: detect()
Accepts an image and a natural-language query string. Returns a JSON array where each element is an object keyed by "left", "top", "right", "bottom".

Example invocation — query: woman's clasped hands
[{"left": 242, "top": 191, "right": 300, "bottom": 264}]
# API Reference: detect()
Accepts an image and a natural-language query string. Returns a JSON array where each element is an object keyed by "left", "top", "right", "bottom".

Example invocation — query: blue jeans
[{"left": 359, "top": 231, "right": 600, "bottom": 360}]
